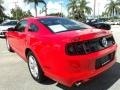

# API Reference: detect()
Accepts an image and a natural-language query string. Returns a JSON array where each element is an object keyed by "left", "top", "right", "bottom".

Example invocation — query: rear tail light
[
  {"left": 67, "top": 44, "right": 76, "bottom": 55},
  {"left": 65, "top": 43, "right": 86, "bottom": 55},
  {"left": 65, "top": 35, "right": 115, "bottom": 55}
]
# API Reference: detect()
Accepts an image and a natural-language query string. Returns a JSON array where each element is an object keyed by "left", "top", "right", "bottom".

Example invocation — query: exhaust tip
[{"left": 75, "top": 82, "right": 82, "bottom": 87}]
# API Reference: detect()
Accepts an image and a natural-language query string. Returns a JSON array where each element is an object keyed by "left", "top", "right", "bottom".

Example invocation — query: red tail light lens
[
  {"left": 66, "top": 43, "right": 85, "bottom": 55},
  {"left": 67, "top": 44, "right": 76, "bottom": 55}
]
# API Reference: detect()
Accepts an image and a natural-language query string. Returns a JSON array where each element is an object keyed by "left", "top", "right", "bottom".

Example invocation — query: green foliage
[
  {"left": 102, "top": 12, "right": 109, "bottom": 18},
  {"left": 11, "top": 7, "right": 33, "bottom": 20},
  {"left": 67, "top": 0, "right": 92, "bottom": 21},
  {"left": 0, "top": 0, "right": 5, "bottom": 20},
  {"left": 0, "top": 0, "right": 3, "bottom": 4},
  {"left": 24, "top": 0, "right": 45, "bottom": 5},
  {"left": 105, "top": 0, "right": 120, "bottom": 17},
  {"left": 47, "top": 12, "right": 64, "bottom": 17},
  {"left": 24, "top": 0, "right": 46, "bottom": 16}
]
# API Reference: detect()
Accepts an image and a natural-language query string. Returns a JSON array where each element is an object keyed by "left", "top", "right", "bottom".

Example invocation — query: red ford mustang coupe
[{"left": 6, "top": 17, "right": 117, "bottom": 87}]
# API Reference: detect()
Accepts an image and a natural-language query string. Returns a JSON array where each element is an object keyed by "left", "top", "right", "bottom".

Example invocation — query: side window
[
  {"left": 15, "top": 20, "right": 27, "bottom": 32},
  {"left": 29, "top": 23, "right": 39, "bottom": 32}
]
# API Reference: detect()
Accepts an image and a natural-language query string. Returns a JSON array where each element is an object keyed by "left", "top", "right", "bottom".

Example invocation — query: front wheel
[{"left": 27, "top": 51, "right": 45, "bottom": 83}]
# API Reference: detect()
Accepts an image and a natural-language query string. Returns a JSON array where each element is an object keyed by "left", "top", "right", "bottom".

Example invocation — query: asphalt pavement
[{"left": 0, "top": 25, "right": 120, "bottom": 90}]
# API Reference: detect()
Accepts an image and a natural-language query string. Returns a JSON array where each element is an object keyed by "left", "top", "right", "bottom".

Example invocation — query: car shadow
[
  {"left": 56, "top": 62, "right": 120, "bottom": 90},
  {"left": 40, "top": 77, "right": 56, "bottom": 85}
]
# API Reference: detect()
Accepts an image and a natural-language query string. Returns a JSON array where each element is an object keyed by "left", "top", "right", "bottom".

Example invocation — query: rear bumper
[
  {"left": 44, "top": 44, "right": 117, "bottom": 87},
  {"left": 56, "top": 58, "right": 116, "bottom": 87}
]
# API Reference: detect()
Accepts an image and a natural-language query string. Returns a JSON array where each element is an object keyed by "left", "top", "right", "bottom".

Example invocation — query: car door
[{"left": 12, "top": 20, "right": 28, "bottom": 56}]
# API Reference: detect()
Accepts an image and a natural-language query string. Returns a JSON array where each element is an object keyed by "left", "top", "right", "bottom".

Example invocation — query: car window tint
[
  {"left": 29, "top": 24, "right": 38, "bottom": 32},
  {"left": 15, "top": 20, "right": 27, "bottom": 32}
]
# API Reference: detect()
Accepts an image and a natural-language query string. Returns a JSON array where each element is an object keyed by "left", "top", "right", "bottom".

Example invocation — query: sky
[{"left": 2, "top": 0, "right": 109, "bottom": 17}]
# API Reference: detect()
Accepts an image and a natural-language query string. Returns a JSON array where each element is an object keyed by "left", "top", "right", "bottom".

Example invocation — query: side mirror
[{"left": 7, "top": 28, "right": 16, "bottom": 32}]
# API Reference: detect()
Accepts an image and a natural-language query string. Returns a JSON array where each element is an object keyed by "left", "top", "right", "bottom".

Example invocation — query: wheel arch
[
  {"left": 25, "top": 48, "right": 42, "bottom": 67},
  {"left": 25, "top": 48, "right": 33, "bottom": 60},
  {"left": 25, "top": 47, "right": 45, "bottom": 72},
  {"left": 26, "top": 48, "right": 46, "bottom": 82}
]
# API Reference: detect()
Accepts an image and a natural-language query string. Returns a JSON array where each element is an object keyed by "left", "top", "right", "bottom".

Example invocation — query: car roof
[{"left": 23, "top": 16, "right": 60, "bottom": 20}]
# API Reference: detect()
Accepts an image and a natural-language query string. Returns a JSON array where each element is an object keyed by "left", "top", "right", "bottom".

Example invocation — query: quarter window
[{"left": 29, "top": 24, "right": 38, "bottom": 32}]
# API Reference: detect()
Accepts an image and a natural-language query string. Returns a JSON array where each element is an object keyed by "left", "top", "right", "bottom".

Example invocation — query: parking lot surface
[{"left": 0, "top": 25, "right": 120, "bottom": 90}]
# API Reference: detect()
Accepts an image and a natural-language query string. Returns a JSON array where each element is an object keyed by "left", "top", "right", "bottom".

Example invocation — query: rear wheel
[
  {"left": 6, "top": 39, "right": 14, "bottom": 52},
  {"left": 27, "top": 51, "right": 45, "bottom": 83}
]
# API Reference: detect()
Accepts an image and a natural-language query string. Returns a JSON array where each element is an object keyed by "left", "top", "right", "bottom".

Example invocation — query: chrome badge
[{"left": 101, "top": 37, "right": 108, "bottom": 47}]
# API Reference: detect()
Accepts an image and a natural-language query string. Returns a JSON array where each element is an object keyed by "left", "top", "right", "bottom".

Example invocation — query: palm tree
[
  {"left": 0, "top": 0, "right": 4, "bottom": 9},
  {"left": 0, "top": 5, "right": 4, "bottom": 13},
  {"left": 93, "top": 0, "right": 96, "bottom": 18},
  {"left": 67, "top": 0, "right": 92, "bottom": 20},
  {"left": 78, "top": 0, "right": 92, "bottom": 15},
  {"left": 67, "top": 0, "right": 78, "bottom": 19},
  {"left": 24, "top": 0, "right": 46, "bottom": 17},
  {"left": 105, "top": 0, "right": 120, "bottom": 17},
  {"left": 0, "top": 0, "right": 4, "bottom": 18}
]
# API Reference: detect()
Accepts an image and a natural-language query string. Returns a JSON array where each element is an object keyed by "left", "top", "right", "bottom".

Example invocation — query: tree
[
  {"left": 67, "top": 0, "right": 78, "bottom": 19},
  {"left": 105, "top": 0, "right": 120, "bottom": 17},
  {"left": 0, "top": 0, "right": 5, "bottom": 20},
  {"left": 79, "top": 0, "right": 92, "bottom": 15},
  {"left": 11, "top": 7, "right": 33, "bottom": 20},
  {"left": 102, "top": 12, "right": 109, "bottom": 18},
  {"left": 47, "top": 12, "right": 64, "bottom": 17},
  {"left": 24, "top": 0, "right": 47, "bottom": 17},
  {"left": 67, "top": 0, "right": 92, "bottom": 21},
  {"left": 0, "top": 0, "right": 4, "bottom": 12}
]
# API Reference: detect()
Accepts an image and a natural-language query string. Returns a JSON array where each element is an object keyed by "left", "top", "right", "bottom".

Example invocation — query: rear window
[{"left": 39, "top": 17, "right": 91, "bottom": 33}]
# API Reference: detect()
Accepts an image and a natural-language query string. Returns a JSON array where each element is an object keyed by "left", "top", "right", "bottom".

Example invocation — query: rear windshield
[{"left": 39, "top": 17, "right": 92, "bottom": 33}]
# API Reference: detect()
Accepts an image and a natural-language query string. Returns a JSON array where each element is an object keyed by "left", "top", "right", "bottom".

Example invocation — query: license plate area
[{"left": 95, "top": 52, "right": 115, "bottom": 69}]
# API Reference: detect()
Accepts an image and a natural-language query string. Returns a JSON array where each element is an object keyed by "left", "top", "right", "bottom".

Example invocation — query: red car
[{"left": 6, "top": 16, "right": 117, "bottom": 87}]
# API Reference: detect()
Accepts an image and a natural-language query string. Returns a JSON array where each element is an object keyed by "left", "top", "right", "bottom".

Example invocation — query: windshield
[
  {"left": 39, "top": 17, "right": 92, "bottom": 33},
  {"left": 1, "top": 21, "right": 17, "bottom": 26}
]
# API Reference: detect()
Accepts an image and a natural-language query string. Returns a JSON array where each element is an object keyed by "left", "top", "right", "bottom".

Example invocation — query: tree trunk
[
  {"left": 94, "top": 0, "right": 96, "bottom": 18},
  {"left": 45, "top": 3, "right": 47, "bottom": 16},
  {"left": 113, "top": 7, "right": 114, "bottom": 17},
  {"left": 34, "top": 4, "right": 37, "bottom": 17}
]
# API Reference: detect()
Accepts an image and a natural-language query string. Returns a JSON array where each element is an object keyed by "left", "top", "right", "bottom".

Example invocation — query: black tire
[
  {"left": 6, "top": 39, "right": 14, "bottom": 52},
  {"left": 27, "top": 51, "right": 45, "bottom": 83}
]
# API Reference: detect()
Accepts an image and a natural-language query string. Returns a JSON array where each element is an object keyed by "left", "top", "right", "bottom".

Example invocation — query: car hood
[{"left": 0, "top": 25, "right": 15, "bottom": 31}]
